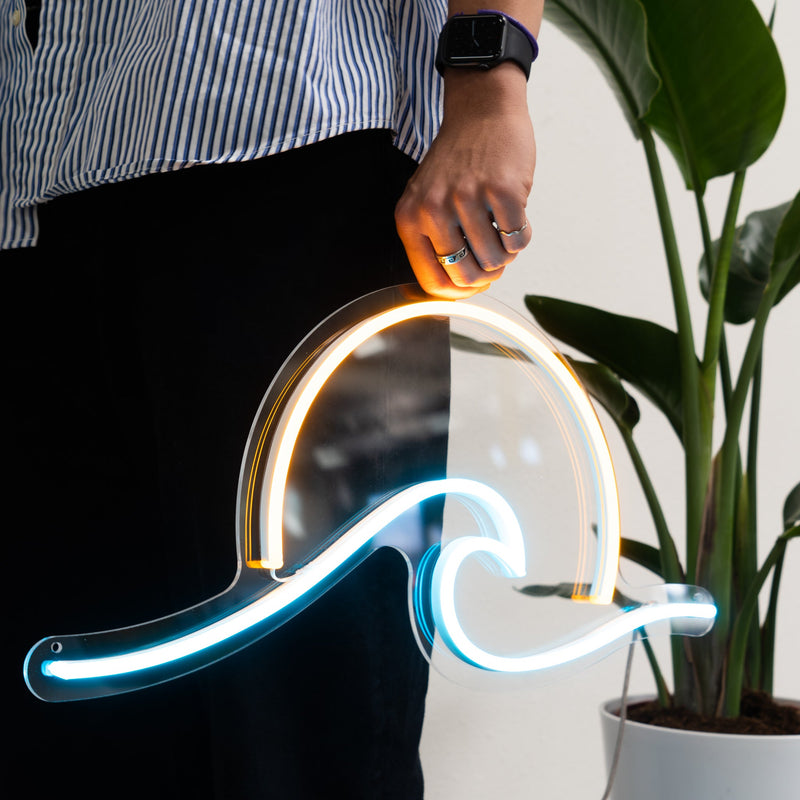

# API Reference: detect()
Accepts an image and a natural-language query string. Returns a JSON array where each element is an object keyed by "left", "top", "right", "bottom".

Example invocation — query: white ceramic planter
[{"left": 600, "top": 696, "right": 800, "bottom": 800}]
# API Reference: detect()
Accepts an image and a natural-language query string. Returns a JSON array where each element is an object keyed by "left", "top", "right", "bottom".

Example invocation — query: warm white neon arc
[{"left": 265, "top": 299, "right": 620, "bottom": 605}]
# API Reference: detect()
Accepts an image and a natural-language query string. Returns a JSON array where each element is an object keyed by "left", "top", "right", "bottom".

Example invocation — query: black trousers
[{"left": 6, "top": 132, "right": 438, "bottom": 799}]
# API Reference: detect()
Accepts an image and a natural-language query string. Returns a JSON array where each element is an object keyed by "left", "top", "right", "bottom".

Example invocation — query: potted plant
[{"left": 521, "top": 0, "right": 798, "bottom": 796}]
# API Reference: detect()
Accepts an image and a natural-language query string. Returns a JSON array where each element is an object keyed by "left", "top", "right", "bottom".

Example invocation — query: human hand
[{"left": 395, "top": 62, "right": 535, "bottom": 299}]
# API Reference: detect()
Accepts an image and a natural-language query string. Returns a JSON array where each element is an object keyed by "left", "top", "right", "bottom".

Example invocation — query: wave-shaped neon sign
[{"left": 24, "top": 287, "right": 715, "bottom": 701}]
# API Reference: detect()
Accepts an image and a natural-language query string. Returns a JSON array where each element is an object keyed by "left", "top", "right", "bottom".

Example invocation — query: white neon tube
[
  {"left": 432, "top": 529, "right": 717, "bottom": 671},
  {"left": 43, "top": 474, "right": 714, "bottom": 683},
  {"left": 43, "top": 479, "right": 513, "bottom": 680}
]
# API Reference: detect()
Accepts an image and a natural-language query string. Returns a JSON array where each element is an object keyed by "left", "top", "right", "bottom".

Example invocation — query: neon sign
[{"left": 24, "top": 287, "right": 715, "bottom": 702}]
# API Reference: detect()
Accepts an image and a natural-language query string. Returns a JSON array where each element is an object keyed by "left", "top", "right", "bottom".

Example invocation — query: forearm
[
  {"left": 394, "top": 3, "right": 543, "bottom": 298},
  {"left": 441, "top": 1, "right": 543, "bottom": 117}
]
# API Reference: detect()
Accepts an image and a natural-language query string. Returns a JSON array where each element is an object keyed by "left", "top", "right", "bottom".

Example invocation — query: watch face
[{"left": 447, "top": 15, "right": 506, "bottom": 64}]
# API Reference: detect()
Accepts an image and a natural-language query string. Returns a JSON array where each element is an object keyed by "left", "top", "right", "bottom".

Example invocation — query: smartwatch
[{"left": 435, "top": 12, "right": 538, "bottom": 80}]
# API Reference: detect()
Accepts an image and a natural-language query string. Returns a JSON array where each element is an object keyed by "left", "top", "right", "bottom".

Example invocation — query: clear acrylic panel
[{"left": 24, "top": 285, "right": 715, "bottom": 701}]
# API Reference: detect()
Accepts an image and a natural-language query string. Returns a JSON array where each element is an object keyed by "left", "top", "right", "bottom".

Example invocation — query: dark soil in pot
[{"left": 624, "top": 690, "right": 800, "bottom": 735}]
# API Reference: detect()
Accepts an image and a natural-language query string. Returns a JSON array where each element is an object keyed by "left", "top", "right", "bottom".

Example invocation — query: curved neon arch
[{"left": 255, "top": 299, "right": 620, "bottom": 604}]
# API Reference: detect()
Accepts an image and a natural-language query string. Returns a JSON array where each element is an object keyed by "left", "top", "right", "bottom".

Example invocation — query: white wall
[{"left": 420, "top": 3, "right": 800, "bottom": 797}]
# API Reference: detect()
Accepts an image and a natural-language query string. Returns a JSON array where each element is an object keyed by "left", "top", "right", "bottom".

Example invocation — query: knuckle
[
  {"left": 394, "top": 199, "right": 418, "bottom": 231},
  {"left": 417, "top": 267, "right": 455, "bottom": 296},
  {"left": 422, "top": 191, "right": 450, "bottom": 220},
  {"left": 474, "top": 245, "right": 513, "bottom": 271},
  {"left": 420, "top": 274, "right": 472, "bottom": 299},
  {"left": 447, "top": 271, "right": 471, "bottom": 288},
  {"left": 452, "top": 180, "right": 481, "bottom": 207},
  {"left": 484, "top": 264, "right": 506, "bottom": 280},
  {"left": 478, "top": 256, "right": 509, "bottom": 272},
  {"left": 394, "top": 198, "right": 410, "bottom": 223},
  {"left": 490, "top": 183, "right": 530, "bottom": 214},
  {"left": 502, "top": 237, "right": 527, "bottom": 254}
]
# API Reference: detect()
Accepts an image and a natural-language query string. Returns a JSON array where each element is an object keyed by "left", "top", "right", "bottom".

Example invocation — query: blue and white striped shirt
[{"left": 0, "top": 0, "right": 445, "bottom": 249}]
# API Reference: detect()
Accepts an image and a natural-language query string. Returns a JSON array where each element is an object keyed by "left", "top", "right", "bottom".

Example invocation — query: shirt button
[{"left": 11, "top": 8, "right": 22, "bottom": 26}]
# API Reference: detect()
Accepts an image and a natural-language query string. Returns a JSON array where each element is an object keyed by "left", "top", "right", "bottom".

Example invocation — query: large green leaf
[
  {"left": 699, "top": 200, "right": 798, "bottom": 324},
  {"left": 620, "top": 537, "right": 662, "bottom": 578},
  {"left": 641, "top": 0, "right": 785, "bottom": 193},
  {"left": 785, "top": 483, "right": 800, "bottom": 529},
  {"left": 771, "top": 190, "right": 800, "bottom": 304},
  {"left": 525, "top": 295, "right": 691, "bottom": 438},
  {"left": 543, "top": 0, "right": 660, "bottom": 136}
]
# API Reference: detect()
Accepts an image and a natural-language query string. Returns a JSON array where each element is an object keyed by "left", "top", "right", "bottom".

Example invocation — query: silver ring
[
  {"left": 436, "top": 243, "right": 470, "bottom": 266},
  {"left": 493, "top": 219, "right": 529, "bottom": 237}
]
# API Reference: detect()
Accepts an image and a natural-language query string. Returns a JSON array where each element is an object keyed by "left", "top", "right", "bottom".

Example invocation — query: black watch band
[{"left": 435, "top": 13, "right": 537, "bottom": 80}]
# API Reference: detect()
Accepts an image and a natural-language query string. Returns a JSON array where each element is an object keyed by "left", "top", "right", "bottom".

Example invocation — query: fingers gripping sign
[{"left": 395, "top": 60, "right": 536, "bottom": 299}]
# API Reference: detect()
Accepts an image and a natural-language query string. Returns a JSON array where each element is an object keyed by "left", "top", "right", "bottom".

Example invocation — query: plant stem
[
  {"left": 760, "top": 535, "right": 787, "bottom": 696},
  {"left": 695, "top": 189, "right": 715, "bottom": 278},
  {"left": 725, "top": 526, "right": 799, "bottom": 715},
  {"left": 639, "top": 126, "right": 707, "bottom": 584},
  {"left": 692, "top": 176, "right": 746, "bottom": 707},
  {"left": 746, "top": 355, "right": 762, "bottom": 547},
  {"left": 620, "top": 427, "right": 682, "bottom": 582},
  {"left": 692, "top": 179, "right": 745, "bottom": 699},
  {"left": 743, "top": 356, "right": 763, "bottom": 686},
  {"left": 695, "top": 174, "right": 741, "bottom": 416},
  {"left": 695, "top": 188, "right": 734, "bottom": 414},
  {"left": 719, "top": 333, "right": 733, "bottom": 416},
  {"left": 640, "top": 633, "right": 671, "bottom": 707},
  {"left": 718, "top": 254, "right": 797, "bottom": 558},
  {"left": 700, "top": 172, "right": 746, "bottom": 394}
]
